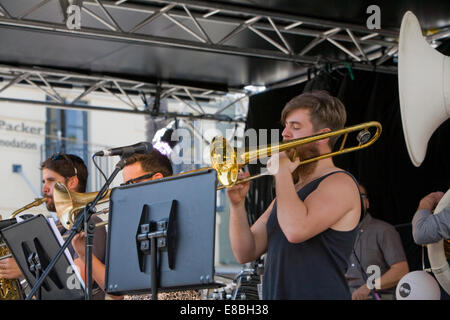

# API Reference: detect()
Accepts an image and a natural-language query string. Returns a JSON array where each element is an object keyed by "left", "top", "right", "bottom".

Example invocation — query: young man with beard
[
  {"left": 226, "top": 91, "right": 363, "bottom": 299},
  {"left": 0, "top": 153, "right": 107, "bottom": 299}
]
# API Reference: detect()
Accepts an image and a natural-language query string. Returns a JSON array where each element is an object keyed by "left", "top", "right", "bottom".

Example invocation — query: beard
[
  {"left": 288, "top": 142, "right": 320, "bottom": 184},
  {"left": 46, "top": 196, "right": 56, "bottom": 212}
]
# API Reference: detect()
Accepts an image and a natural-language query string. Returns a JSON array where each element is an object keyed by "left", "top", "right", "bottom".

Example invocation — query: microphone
[{"left": 94, "top": 142, "right": 153, "bottom": 157}]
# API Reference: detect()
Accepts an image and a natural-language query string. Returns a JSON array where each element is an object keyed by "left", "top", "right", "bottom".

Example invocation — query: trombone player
[
  {"left": 0, "top": 153, "right": 107, "bottom": 300},
  {"left": 226, "top": 91, "right": 363, "bottom": 299}
]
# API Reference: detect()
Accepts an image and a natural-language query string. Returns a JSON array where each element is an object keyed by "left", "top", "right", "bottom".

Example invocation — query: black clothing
[{"left": 263, "top": 171, "right": 361, "bottom": 299}]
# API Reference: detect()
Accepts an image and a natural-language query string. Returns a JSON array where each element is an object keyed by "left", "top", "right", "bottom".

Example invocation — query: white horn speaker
[{"left": 398, "top": 11, "right": 450, "bottom": 167}]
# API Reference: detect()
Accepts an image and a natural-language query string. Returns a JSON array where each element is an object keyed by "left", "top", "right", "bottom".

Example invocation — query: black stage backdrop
[{"left": 244, "top": 44, "right": 450, "bottom": 271}]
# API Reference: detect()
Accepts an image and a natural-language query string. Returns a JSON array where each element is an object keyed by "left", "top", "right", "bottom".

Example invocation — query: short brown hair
[
  {"left": 125, "top": 149, "right": 173, "bottom": 177},
  {"left": 41, "top": 153, "right": 88, "bottom": 192},
  {"left": 281, "top": 91, "right": 347, "bottom": 148}
]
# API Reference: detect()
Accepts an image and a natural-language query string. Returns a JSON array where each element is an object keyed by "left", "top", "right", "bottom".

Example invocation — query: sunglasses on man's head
[
  {"left": 121, "top": 172, "right": 157, "bottom": 186},
  {"left": 51, "top": 153, "right": 78, "bottom": 176}
]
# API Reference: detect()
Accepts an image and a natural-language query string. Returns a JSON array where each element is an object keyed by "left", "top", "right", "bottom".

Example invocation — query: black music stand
[
  {"left": 105, "top": 168, "right": 221, "bottom": 298},
  {"left": 0, "top": 215, "right": 85, "bottom": 300}
]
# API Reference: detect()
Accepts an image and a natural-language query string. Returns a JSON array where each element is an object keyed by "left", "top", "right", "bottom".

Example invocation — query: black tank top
[{"left": 262, "top": 171, "right": 361, "bottom": 300}]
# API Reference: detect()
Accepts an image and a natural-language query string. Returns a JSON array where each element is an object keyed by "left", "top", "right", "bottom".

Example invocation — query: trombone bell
[
  {"left": 210, "top": 121, "right": 382, "bottom": 188},
  {"left": 53, "top": 182, "right": 110, "bottom": 230},
  {"left": 210, "top": 136, "right": 239, "bottom": 188}
]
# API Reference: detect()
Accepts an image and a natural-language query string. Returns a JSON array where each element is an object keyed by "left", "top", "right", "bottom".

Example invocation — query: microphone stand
[{"left": 26, "top": 155, "right": 129, "bottom": 300}]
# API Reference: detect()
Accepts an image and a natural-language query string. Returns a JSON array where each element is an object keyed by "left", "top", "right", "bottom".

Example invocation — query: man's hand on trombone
[
  {"left": 266, "top": 151, "right": 301, "bottom": 177},
  {"left": 226, "top": 171, "right": 251, "bottom": 207}
]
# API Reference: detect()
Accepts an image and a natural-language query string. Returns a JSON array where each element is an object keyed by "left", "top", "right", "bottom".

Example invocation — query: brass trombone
[
  {"left": 211, "top": 121, "right": 382, "bottom": 189},
  {"left": 53, "top": 182, "right": 109, "bottom": 230}
]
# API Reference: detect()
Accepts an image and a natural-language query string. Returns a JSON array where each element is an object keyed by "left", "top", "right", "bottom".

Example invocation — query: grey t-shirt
[
  {"left": 412, "top": 207, "right": 450, "bottom": 245},
  {"left": 346, "top": 213, "right": 407, "bottom": 291}
]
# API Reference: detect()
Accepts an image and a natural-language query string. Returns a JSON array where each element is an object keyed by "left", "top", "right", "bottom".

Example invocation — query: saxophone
[{"left": 0, "top": 197, "right": 47, "bottom": 300}]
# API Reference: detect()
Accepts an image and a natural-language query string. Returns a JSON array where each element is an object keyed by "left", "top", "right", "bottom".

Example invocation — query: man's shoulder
[
  {"left": 317, "top": 170, "right": 359, "bottom": 195},
  {"left": 319, "top": 169, "right": 357, "bottom": 184},
  {"left": 369, "top": 216, "right": 394, "bottom": 227},
  {"left": 368, "top": 216, "right": 399, "bottom": 235}
]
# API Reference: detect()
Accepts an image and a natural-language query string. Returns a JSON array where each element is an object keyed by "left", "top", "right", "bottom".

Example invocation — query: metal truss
[
  {"left": 0, "top": 64, "right": 247, "bottom": 123},
  {"left": 0, "top": 0, "right": 427, "bottom": 70},
  {"left": 0, "top": 0, "right": 448, "bottom": 70}
]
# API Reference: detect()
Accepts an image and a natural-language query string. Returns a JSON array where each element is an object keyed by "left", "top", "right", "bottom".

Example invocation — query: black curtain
[{"left": 244, "top": 45, "right": 450, "bottom": 270}]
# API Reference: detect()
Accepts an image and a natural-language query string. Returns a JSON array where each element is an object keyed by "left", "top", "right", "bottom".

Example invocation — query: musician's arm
[
  {"left": 0, "top": 257, "right": 23, "bottom": 279},
  {"left": 275, "top": 170, "right": 359, "bottom": 243},
  {"left": 229, "top": 200, "right": 272, "bottom": 264},
  {"left": 72, "top": 233, "right": 124, "bottom": 299},
  {"left": 412, "top": 207, "right": 450, "bottom": 245},
  {"left": 74, "top": 255, "right": 106, "bottom": 291}
]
